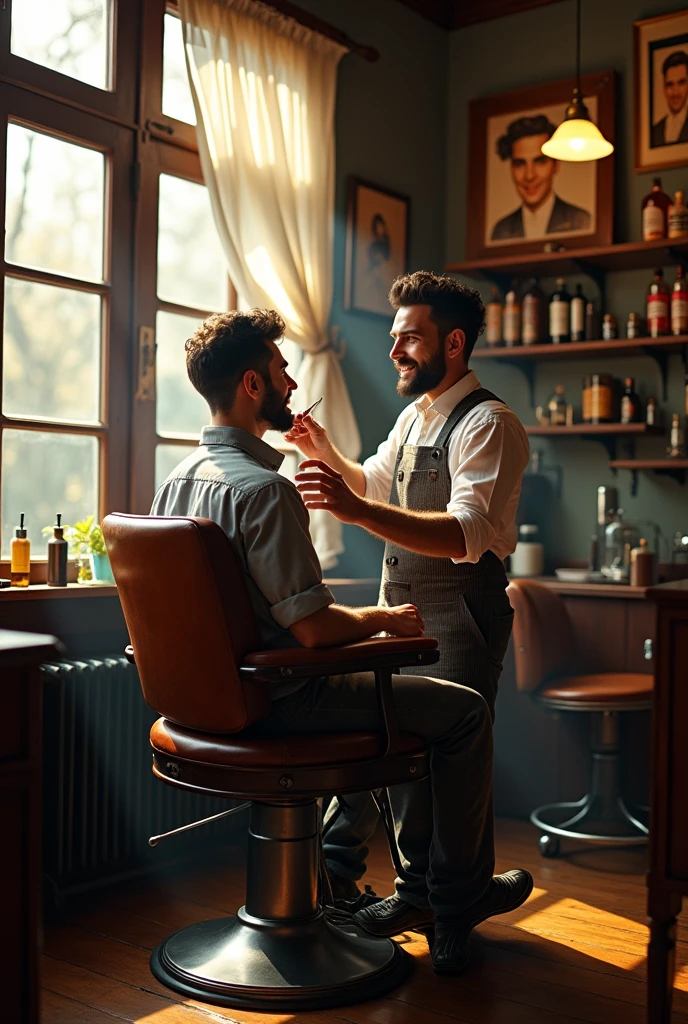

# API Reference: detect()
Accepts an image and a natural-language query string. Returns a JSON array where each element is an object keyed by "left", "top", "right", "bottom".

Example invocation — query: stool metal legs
[
  {"left": 151, "top": 799, "right": 412, "bottom": 1010},
  {"left": 531, "top": 711, "right": 649, "bottom": 857}
]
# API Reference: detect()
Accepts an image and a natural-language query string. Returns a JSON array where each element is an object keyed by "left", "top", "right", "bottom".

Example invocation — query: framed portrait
[
  {"left": 344, "top": 177, "right": 410, "bottom": 317},
  {"left": 466, "top": 72, "right": 615, "bottom": 261},
  {"left": 635, "top": 9, "right": 688, "bottom": 172}
]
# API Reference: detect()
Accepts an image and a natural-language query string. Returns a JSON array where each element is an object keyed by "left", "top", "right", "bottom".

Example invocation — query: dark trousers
[
  {"left": 322, "top": 591, "right": 514, "bottom": 894},
  {"left": 255, "top": 671, "right": 494, "bottom": 917}
]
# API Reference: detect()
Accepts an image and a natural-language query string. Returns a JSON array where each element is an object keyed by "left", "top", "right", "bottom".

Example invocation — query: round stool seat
[
  {"left": 150, "top": 718, "right": 429, "bottom": 800},
  {"left": 538, "top": 672, "right": 653, "bottom": 712}
]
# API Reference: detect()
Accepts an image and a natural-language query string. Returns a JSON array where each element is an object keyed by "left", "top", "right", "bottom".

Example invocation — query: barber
[{"left": 285, "top": 270, "right": 530, "bottom": 929}]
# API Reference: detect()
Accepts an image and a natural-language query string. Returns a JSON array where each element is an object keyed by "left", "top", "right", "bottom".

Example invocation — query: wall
[
  {"left": 446, "top": 0, "right": 688, "bottom": 569},
  {"left": 295, "top": 0, "right": 449, "bottom": 577}
]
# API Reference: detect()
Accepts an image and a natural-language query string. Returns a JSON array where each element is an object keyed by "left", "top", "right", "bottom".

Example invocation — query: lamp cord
[{"left": 576, "top": 0, "right": 582, "bottom": 95}]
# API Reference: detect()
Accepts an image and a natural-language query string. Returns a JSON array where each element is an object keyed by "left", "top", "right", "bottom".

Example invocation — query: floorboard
[{"left": 41, "top": 818, "right": 688, "bottom": 1024}]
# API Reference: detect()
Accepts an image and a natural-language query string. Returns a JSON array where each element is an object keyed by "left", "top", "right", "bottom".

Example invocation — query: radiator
[{"left": 41, "top": 656, "right": 244, "bottom": 898}]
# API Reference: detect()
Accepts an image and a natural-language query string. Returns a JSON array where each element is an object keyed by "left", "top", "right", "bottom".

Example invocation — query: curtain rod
[{"left": 168, "top": 0, "right": 380, "bottom": 62}]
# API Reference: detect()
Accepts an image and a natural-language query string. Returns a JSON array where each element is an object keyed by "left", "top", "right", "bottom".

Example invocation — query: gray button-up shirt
[{"left": 150, "top": 426, "right": 334, "bottom": 696}]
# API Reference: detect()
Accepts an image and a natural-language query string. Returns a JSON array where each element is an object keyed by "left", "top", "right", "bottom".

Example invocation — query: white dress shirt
[
  {"left": 362, "top": 371, "right": 530, "bottom": 564},
  {"left": 522, "top": 190, "right": 556, "bottom": 238},
  {"left": 665, "top": 107, "right": 688, "bottom": 144}
]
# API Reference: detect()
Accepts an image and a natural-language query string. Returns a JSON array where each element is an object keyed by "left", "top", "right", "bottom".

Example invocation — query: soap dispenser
[
  {"left": 10, "top": 513, "right": 30, "bottom": 587},
  {"left": 47, "top": 513, "right": 68, "bottom": 587}
]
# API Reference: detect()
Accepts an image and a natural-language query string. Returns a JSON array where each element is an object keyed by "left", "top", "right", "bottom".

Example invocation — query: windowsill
[{"left": 0, "top": 583, "right": 118, "bottom": 601}]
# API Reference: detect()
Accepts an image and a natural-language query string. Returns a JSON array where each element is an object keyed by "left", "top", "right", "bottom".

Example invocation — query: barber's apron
[{"left": 379, "top": 388, "right": 512, "bottom": 714}]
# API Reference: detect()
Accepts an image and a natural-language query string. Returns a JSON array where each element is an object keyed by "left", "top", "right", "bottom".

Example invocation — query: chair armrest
[{"left": 239, "top": 636, "right": 439, "bottom": 682}]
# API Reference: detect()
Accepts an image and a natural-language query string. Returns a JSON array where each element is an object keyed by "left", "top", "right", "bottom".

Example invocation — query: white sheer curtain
[{"left": 178, "top": 0, "right": 361, "bottom": 569}]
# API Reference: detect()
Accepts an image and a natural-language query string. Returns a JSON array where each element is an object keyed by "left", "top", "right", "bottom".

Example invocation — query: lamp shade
[{"left": 541, "top": 118, "right": 614, "bottom": 162}]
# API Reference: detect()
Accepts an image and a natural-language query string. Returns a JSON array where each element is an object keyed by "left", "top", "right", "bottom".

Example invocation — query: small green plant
[{"left": 43, "top": 515, "right": 106, "bottom": 555}]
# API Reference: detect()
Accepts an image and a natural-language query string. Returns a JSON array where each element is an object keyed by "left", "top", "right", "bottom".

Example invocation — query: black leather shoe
[
  {"left": 328, "top": 874, "right": 382, "bottom": 914},
  {"left": 431, "top": 868, "right": 534, "bottom": 975},
  {"left": 353, "top": 893, "right": 434, "bottom": 937}
]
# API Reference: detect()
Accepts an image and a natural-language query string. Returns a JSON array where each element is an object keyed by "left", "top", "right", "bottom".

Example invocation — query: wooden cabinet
[
  {"left": 646, "top": 581, "right": 688, "bottom": 1024},
  {"left": 0, "top": 629, "right": 60, "bottom": 1024}
]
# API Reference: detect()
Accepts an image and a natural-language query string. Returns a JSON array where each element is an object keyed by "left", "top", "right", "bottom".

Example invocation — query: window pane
[
  {"left": 157, "top": 174, "right": 227, "bottom": 310},
  {"left": 11, "top": 0, "right": 111, "bottom": 91},
  {"left": 1, "top": 430, "right": 98, "bottom": 557},
  {"left": 156, "top": 311, "right": 207, "bottom": 438},
  {"left": 162, "top": 13, "right": 196, "bottom": 126},
  {"left": 3, "top": 279, "right": 101, "bottom": 425},
  {"left": 6, "top": 124, "right": 105, "bottom": 282},
  {"left": 155, "top": 443, "right": 196, "bottom": 490}
]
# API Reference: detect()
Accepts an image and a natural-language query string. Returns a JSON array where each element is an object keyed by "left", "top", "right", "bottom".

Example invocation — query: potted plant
[{"left": 43, "top": 516, "right": 114, "bottom": 584}]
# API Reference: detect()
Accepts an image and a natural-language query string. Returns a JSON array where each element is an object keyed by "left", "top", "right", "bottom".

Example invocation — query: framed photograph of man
[
  {"left": 345, "top": 177, "right": 410, "bottom": 317},
  {"left": 466, "top": 72, "right": 615, "bottom": 261},
  {"left": 635, "top": 9, "right": 688, "bottom": 172}
]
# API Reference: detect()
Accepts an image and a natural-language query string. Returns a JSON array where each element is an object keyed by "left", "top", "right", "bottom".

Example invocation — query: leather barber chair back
[
  {"left": 103, "top": 513, "right": 439, "bottom": 1012},
  {"left": 507, "top": 579, "right": 653, "bottom": 858}
]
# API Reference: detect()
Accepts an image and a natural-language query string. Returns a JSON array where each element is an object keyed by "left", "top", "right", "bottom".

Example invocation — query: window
[{"left": 11, "top": 0, "right": 113, "bottom": 91}]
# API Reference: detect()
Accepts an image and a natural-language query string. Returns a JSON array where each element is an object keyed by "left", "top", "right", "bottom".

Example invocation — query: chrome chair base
[
  {"left": 151, "top": 905, "right": 411, "bottom": 1011},
  {"left": 531, "top": 793, "right": 649, "bottom": 857}
]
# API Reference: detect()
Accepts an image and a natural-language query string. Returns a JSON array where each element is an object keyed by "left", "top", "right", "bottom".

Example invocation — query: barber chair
[
  {"left": 102, "top": 513, "right": 439, "bottom": 1011},
  {"left": 507, "top": 579, "right": 652, "bottom": 857}
]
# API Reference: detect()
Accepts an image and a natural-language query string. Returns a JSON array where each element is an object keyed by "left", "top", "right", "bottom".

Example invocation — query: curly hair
[
  {"left": 185, "top": 308, "right": 285, "bottom": 413},
  {"left": 663, "top": 50, "right": 688, "bottom": 77},
  {"left": 497, "top": 114, "right": 556, "bottom": 161},
  {"left": 388, "top": 270, "right": 485, "bottom": 359}
]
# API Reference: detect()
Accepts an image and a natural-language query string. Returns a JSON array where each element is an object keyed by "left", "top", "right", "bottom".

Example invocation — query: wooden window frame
[
  {"left": 139, "top": 0, "right": 198, "bottom": 152},
  {"left": 0, "top": 84, "right": 134, "bottom": 577},
  {"left": 0, "top": 0, "right": 141, "bottom": 127}
]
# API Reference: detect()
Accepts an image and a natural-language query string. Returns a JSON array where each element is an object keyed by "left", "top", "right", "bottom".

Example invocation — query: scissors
[{"left": 300, "top": 396, "right": 323, "bottom": 417}]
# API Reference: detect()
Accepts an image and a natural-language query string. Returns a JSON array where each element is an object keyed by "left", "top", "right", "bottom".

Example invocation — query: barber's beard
[
  {"left": 396, "top": 347, "right": 447, "bottom": 398},
  {"left": 259, "top": 379, "right": 294, "bottom": 432}
]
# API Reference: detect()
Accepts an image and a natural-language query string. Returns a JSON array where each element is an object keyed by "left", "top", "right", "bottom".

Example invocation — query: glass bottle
[
  {"left": 585, "top": 301, "right": 601, "bottom": 340},
  {"left": 668, "top": 413, "right": 685, "bottom": 456},
  {"left": 647, "top": 268, "right": 670, "bottom": 337},
  {"left": 485, "top": 287, "right": 503, "bottom": 348},
  {"left": 10, "top": 513, "right": 30, "bottom": 587},
  {"left": 548, "top": 384, "right": 567, "bottom": 426},
  {"left": 522, "top": 279, "right": 547, "bottom": 346},
  {"left": 503, "top": 289, "right": 521, "bottom": 347},
  {"left": 549, "top": 278, "right": 570, "bottom": 344},
  {"left": 668, "top": 190, "right": 688, "bottom": 239},
  {"left": 620, "top": 377, "right": 643, "bottom": 424},
  {"left": 47, "top": 513, "right": 69, "bottom": 588},
  {"left": 570, "top": 283, "right": 586, "bottom": 342},
  {"left": 645, "top": 396, "right": 658, "bottom": 426},
  {"left": 671, "top": 265, "right": 688, "bottom": 335},
  {"left": 642, "top": 177, "right": 671, "bottom": 240}
]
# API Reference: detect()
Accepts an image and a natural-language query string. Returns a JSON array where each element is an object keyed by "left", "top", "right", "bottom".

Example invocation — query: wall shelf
[
  {"left": 473, "top": 335, "right": 687, "bottom": 403},
  {"left": 524, "top": 422, "right": 663, "bottom": 460},
  {"left": 608, "top": 458, "right": 688, "bottom": 496}
]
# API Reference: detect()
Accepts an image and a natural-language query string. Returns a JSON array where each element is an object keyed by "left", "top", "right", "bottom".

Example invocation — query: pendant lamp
[{"left": 541, "top": 0, "right": 613, "bottom": 162}]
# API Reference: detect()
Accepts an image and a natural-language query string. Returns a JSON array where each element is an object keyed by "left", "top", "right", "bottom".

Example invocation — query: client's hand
[
  {"left": 284, "top": 413, "right": 332, "bottom": 461},
  {"left": 384, "top": 604, "right": 425, "bottom": 637}
]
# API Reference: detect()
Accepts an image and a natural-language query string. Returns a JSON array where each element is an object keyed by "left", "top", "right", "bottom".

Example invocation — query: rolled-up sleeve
[
  {"left": 362, "top": 406, "right": 415, "bottom": 503},
  {"left": 447, "top": 414, "right": 530, "bottom": 564},
  {"left": 241, "top": 481, "right": 335, "bottom": 628}
]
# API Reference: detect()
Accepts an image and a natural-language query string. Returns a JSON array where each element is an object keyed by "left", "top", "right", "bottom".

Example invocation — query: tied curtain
[{"left": 178, "top": 0, "right": 361, "bottom": 569}]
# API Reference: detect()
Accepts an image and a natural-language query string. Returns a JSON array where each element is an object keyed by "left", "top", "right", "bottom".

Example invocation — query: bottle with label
[
  {"left": 549, "top": 278, "right": 570, "bottom": 344},
  {"left": 630, "top": 538, "right": 656, "bottom": 587},
  {"left": 47, "top": 513, "right": 69, "bottom": 587},
  {"left": 548, "top": 384, "right": 567, "bottom": 425},
  {"left": 485, "top": 287, "right": 503, "bottom": 348},
  {"left": 671, "top": 265, "right": 688, "bottom": 335},
  {"left": 585, "top": 301, "right": 601, "bottom": 340},
  {"left": 668, "top": 190, "right": 688, "bottom": 238},
  {"left": 668, "top": 413, "right": 685, "bottom": 456},
  {"left": 570, "top": 283, "right": 586, "bottom": 342},
  {"left": 642, "top": 177, "right": 671, "bottom": 240},
  {"left": 521, "top": 279, "right": 547, "bottom": 346},
  {"left": 647, "top": 267, "right": 670, "bottom": 337},
  {"left": 10, "top": 513, "right": 30, "bottom": 587},
  {"left": 503, "top": 289, "right": 521, "bottom": 347},
  {"left": 646, "top": 396, "right": 658, "bottom": 426},
  {"left": 620, "top": 377, "right": 643, "bottom": 423}
]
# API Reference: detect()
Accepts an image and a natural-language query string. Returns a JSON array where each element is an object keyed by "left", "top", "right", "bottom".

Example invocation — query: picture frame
[
  {"left": 635, "top": 9, "right": 688, "bottom": 173},
  {"left": 466, "top": 71, "right": 615, "bottom": 261},
  {"left": 344, "top": 176, "right": 410, "bottom": 317}
]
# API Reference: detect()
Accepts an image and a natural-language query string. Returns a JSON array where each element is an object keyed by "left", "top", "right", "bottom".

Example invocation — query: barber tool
[{"left": 301, "top": 396, "right": 323, "bottom": 417}]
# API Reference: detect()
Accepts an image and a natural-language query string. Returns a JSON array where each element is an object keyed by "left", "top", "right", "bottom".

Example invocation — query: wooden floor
[{"left": 42, "top": 818, "right": 688, "bottom": 1024}]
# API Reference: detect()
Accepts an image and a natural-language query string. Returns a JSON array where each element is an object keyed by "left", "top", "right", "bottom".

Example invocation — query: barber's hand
[
  {"left": 284, "top": 413, "right": 332, "bottom": 461},
  {"left": 384, "top": 604, "right": 425, "bottom": 637},
  {"left": 295, "top": 460, "right": 365, "bottom": 524}
]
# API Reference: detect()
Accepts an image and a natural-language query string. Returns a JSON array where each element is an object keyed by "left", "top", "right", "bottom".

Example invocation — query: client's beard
[
  {"left": 396, "top": 347, "right": 447, "bottom": 398},
  {"left": 259, "top": 378, "right": 294, "bottom": 432}
]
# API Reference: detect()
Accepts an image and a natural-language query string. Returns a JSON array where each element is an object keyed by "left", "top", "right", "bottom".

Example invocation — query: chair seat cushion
[
  {"left": 151, "top": 717, "right": 426, "bottom": 767},
  {"left": 540, "top": 672, "right": 653, "bottom": 704}
]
